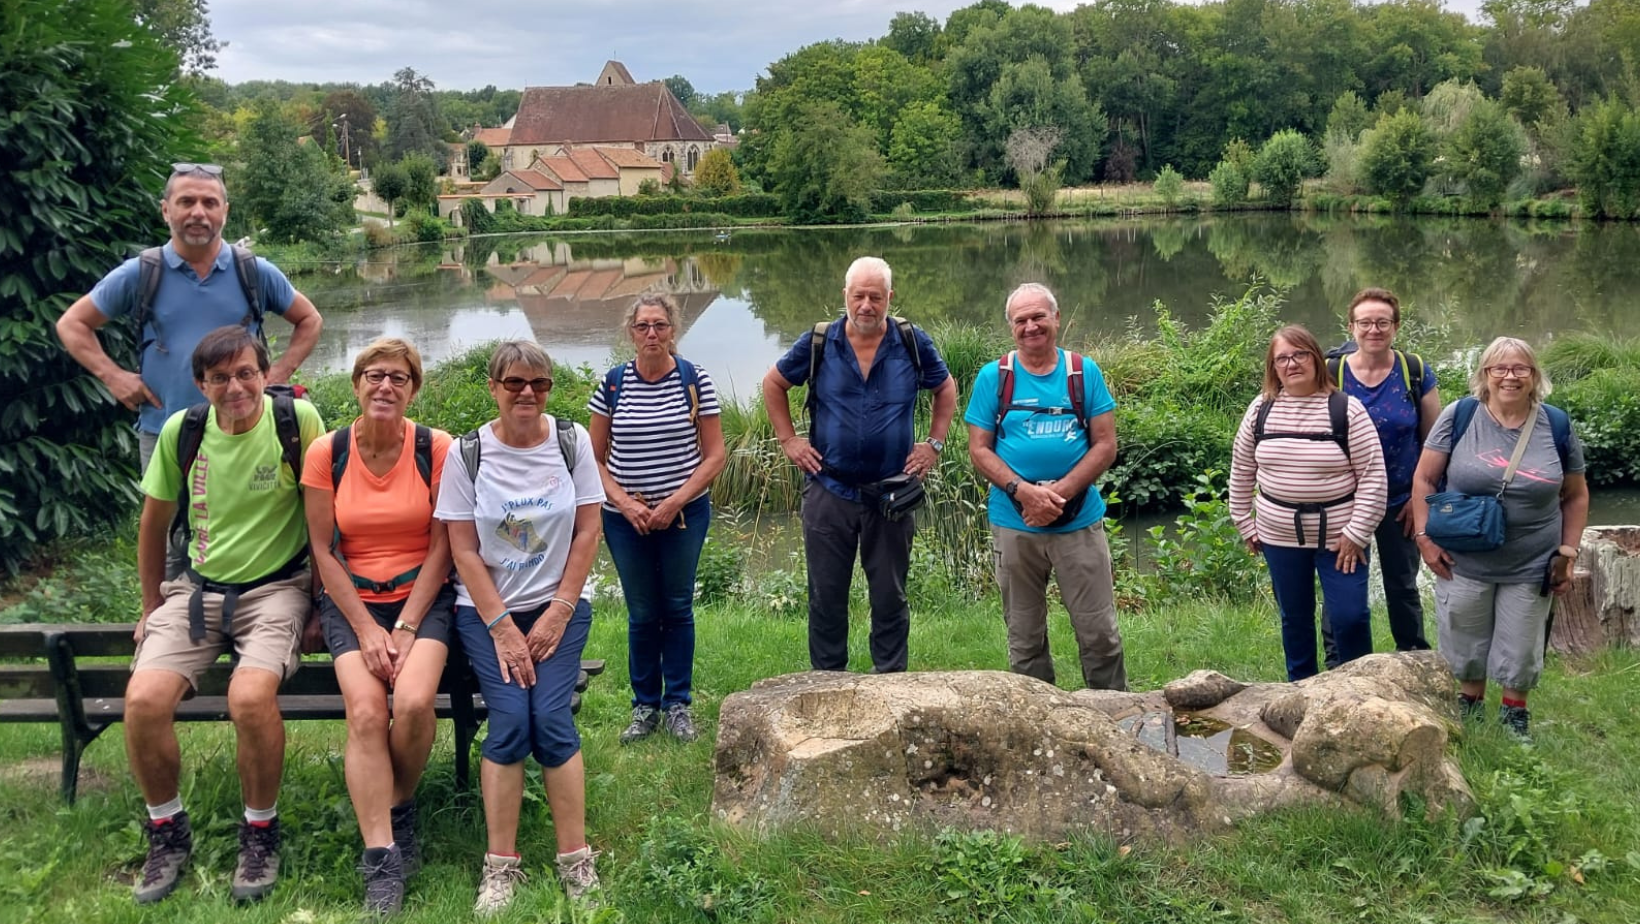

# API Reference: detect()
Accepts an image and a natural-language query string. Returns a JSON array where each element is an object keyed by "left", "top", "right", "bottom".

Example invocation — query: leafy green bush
[
  {"left": 867, "top": 189, "right": 978, "bottom": 214},
  {"left": 0, "top": 0, "right": 194, "bottom": 575},
  {"left": 1253, "top": 129, "right": 1317, "bottom": 207},
  {"left": 399, "top": 208, "right": 452, "bottom": 242},
  {"left": 1144, "top": 471, "right": 1268, "bottom": 604},
  {"left": 1361, "top": 109, "right": 1437, "bottom": 209},
  {"left": 1553, "top": 368, "right": 1640, "bottom": 486},
  {"left": 1209, "top": 159, "right": 1249, "bottom": 206},
  {"left": 1153, "top": 165, "right": 1185, "bottom": 207},
  {"left": 568, "top": 193, "right": 781, "bottom": 218}
]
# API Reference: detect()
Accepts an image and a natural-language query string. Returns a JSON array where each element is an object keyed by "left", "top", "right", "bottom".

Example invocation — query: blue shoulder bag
[{"left": 1423, "top": 402, "right": 1537, "bottom": 553}]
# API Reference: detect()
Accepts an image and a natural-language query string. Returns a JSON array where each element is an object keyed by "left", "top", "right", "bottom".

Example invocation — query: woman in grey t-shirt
[{"left": 1410, "top": 337, "right": 1589, "bottom": 742}]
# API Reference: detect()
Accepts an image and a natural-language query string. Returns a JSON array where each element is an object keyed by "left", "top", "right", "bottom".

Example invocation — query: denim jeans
[
  {"left": 1321, "top": 500, "right": 1429, "bottom": 668},
  {"left": 602, "top": 493, "right": 710, "bottom": 708},
  {"left": 1263, "top": 543, "right": 1371, "bottom": 681}
]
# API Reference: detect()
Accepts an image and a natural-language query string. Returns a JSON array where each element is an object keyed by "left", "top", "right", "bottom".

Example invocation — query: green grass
[{"left": 3, "top": 572, "right": 1638, "bottom": 922}]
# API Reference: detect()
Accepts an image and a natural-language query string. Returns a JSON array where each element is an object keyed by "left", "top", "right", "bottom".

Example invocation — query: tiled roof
[
  {"left": 597, "top": 61, "right": 636, "bottom": 85},
  {"left": 536, "top": 156, "right": 589, "bottom": 184},
  {"left": 593, "top": 146, "right": 663, "bottom": 169},
  {"left": 511, "top": 169, "right": 562, "bottom": 190},
  {"left": 565, "top": 148, "right": 619, "bottom": 180},
  {"left": 510, "top": 83, "right": 713, "bottom": 146},
  {"left": 473, "top": 127, "right": 512, "bottom": 147}
]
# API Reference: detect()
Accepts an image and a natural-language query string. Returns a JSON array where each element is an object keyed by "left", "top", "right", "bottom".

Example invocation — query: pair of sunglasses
[{"left": 171, "top": 162, "right": 225, "bottom": 177}]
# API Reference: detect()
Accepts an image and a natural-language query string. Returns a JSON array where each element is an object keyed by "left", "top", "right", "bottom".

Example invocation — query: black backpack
[
  {"left": 134, "top": 244, "right": 266, "bottom": 358},
  {"left": 171, "top": 393, "right": 303, "bottom": 543},
  {"left": 804, "top": 316, "right": 923, "bottom": 425},
  {"left": 325, "top": 424, "right": 435, "bottom": 594},
  {"left": 1252, "top": 390, "right": 1352, "bottom": 460}
]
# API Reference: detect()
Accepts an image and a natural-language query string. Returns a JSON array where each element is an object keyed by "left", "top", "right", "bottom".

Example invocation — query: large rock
[{"left": 712, "top": 652, "right": 1472, "bottom": 844}]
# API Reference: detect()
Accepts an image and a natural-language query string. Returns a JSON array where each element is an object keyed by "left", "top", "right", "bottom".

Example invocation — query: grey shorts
[
  {"left": 1435, "top": 572, "right": 1552, "bottom": 691},
  {"left": 319, "top": 583, "right": 456, "bottom": 656}
]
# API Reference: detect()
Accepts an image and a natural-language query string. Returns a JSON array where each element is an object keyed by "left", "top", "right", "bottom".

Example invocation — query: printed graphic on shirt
[{"left": 496, "top": 509, "right": 549, "bottom": 555}]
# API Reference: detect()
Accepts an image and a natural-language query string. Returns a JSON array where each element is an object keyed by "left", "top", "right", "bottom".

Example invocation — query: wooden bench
[{"left": 0, "top": 623, "right": 605, "bottom": 804}]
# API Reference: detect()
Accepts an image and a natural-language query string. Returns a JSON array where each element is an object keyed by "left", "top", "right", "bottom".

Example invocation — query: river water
[{"left": 287, "top": 213, "right": 1640, "bottom": 517}]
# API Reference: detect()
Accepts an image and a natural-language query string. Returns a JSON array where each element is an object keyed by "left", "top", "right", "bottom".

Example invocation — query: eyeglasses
[
  {"left": 496, "top": 376, "right": 552, "bottom": 393},
  {"left": 203, "top": 367, "right": 262, "bottom": 386},
  {"left": 361, "top": 369, "right": 412, "bottom": 387},
  {"left": 1274, "top": 351, "right": 1313, "bottom": 367},
  {"left": 630, "top": 321, "right": 673, "bottom": 334},
  {"left": 1352, "top": 318, "right": 1395, "bottom": 331},
  {"left": 171, "top": 162, "right": 225, "bottom": 177},
  {"left": 1486, "top": 364, "right": 1534, "bottom": 379}
]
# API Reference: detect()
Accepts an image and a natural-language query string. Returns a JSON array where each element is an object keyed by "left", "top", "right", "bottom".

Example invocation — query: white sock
[
  {"left": 147, "top": 797, "right": 183, "bottom": 821},
  {"left": 244, "top": 803, "right": 278, "bottom": 824}
]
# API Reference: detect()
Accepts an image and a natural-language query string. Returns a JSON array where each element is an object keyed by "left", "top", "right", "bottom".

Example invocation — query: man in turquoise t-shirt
[
  {"left": 965, "top": 283, "right": 1126, "bottom": 691},
  {"left": 125, "top": 327, "right": 324, "bottom": 906}
]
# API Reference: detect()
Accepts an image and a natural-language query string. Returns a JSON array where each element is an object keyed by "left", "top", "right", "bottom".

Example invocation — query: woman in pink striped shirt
[{"left": 1230, "top": 325, "right": 1388, "bottom": 680}]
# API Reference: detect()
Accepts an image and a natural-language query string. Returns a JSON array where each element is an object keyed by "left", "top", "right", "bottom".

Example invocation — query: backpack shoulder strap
[
  {"left": 1325, "top": 354, "right": 1344, "bottom": 389},
  {"left": 459, "top": 429, "right": 483, "bottom": 484},
  {"left": 330, "top": 426, "right": 352, "bottom": 491},
  {"left": 413, "top": 423, "right": 433, "bottom": 490},
  {"left": 272, "top": 394, "right": 303, "bottom": 480},
  {"left": 1328, "top": 390, "right": 1351, "bottom": 460},
  {"left": 1253, "top": 396, "right": 1276, "bottom": 442},
  {"left": 1543, "top": 404, "right": 1572, "bottom": 470},
  {"left": 135, "top": 247, "right": 165, "bottom": 341},
  {"left": 602, "top": 363, "right": 626, "bottom": 415},
  {"left": 172, "top": 404, "right": 212, "bottom": 540},
  {"left": 1398, "top": 350, "right": 1427, "bottom": 401},
  {"left": 893, "top": 316, "right": 922, "bottom": 380},
  {"left": 994, "top": 352, "right": 1016, "bottom": 438},
  {"left": 674, "top": 356, "right": 700, "bottom": 428},
  {"left": 1450, "top": 396, "right": 1480, "bottom": 448},
  {"left": 805, "top": 320, "right": 831, "bottom": 425},
  {"left": 231, "top": 245, "right": 267, "bottom": 349},
  {"left": 556, "top": 417, "right": 579, "bottom": 482},
  {"left": 1065, "top": 350, "right": 1086, "bottom": 423}
]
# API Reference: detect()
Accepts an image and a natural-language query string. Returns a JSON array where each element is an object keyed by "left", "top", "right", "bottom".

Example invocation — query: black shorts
[{"left": 320, "top": 583, "right": 456, "bottom": 656}]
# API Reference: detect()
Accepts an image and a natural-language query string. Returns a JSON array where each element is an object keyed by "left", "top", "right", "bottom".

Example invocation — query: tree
[
  {"left": 1443, "top": 97, "right": 1527, "bottom": 207},
  {"left": 694, "top": 147, "right": 742, "bottom": 196},
  {"left": 316, "top": 89, "right": 379, "bottom": 167},
  {"left": 885, "top": 11, "right": 943, "bottom": 63},
  {"left": 372, "top": 164, "right": 409, "bottom": 227},
  {"left": 1360, "top": 108, "right": 1437, "bottom": 208},
  {"left": 1, "top": 0, "right": 195, "bottom": 573},
  {"left": 400, "top": 153, "right": 439, "bottom": 212},
  {"left": 386, "top": 67, "right": 445, "bottom": 166},
  {"left": 1210, "top": 159, "right": 1250, "bottom": 205},
  {"left": 1154, "top": 164, "right": 1185, "bottom": 206},
  {"left": 663, "top": 75, "right": 697, "bottom": 109},
  {"left": 888, "top": 100, "right": 963, "bottom": 189},
  {"left": 1005, "top": 125, "right": 1065, "bottom": 214},
  {"left": 1326, "top": 91, "right": 1373, "bottom": 141},
  {"left": 1500, "top": 65, "right": 1562, "bottom": 128},
  {"left": 1253, "top": 129, "right": 1316, "bottom": 207},
  {"left": 1565, "top": 97, "right": 1640, "bottom": 219},
  {"left": 237, "top": 101, "right": 356, "bottom": 243},
  {"left": 767, "top": 101, "right": 885, "bottom": 222},
  {"left": 133, "top": 0, "right": 222, "bottom": 75},
  {"left": 466, "top": 141, "right": 490, "bottom": 177}
]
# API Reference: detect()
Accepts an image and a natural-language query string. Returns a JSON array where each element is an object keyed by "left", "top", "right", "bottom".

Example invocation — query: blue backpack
[
  {"left": 1447, "top": 396, "right": 1572, "bottom": 469},
  {"left": 601, "top": 358, "right": 702, "bottom": 448}
]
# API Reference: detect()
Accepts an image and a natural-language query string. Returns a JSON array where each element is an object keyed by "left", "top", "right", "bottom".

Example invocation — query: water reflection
[{"left": 301, "top": 215, "right": 1640, "bottom": 403}]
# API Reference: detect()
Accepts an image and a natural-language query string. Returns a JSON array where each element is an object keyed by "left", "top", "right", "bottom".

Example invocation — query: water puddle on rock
[{"left": 1117, "top": 712, "right": 1284, "bottom": 775}]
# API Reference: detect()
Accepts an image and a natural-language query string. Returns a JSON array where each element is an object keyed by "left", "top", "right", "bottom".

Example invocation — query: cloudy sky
[{"left": 210, "top": 0, "right": 1490, "bottom": 95}]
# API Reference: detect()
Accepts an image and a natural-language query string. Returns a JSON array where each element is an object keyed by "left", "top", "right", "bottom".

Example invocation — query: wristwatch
[
  {"left": 927, "top": 437, "right": 945, "bottom": 453},
  {"left": 393, "top": 619, "right": 419, "bottom": 634},
  {"left": 1004, "top": 478, "right": 1020, "bottom": 498}
]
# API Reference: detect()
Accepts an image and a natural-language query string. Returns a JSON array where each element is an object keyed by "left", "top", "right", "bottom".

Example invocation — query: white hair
[
  {"left": 844, "top": 256, "right": 893, "bottom": 292},
  {"left": 1005, "top": 282, "right": 1059, "bottom": 319}
]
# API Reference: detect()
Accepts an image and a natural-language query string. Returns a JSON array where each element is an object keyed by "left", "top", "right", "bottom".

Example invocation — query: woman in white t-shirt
[
  {"left": 435, "top": 341, "right": 604, "bottom": 912},
  {"left": 589, "top": 294, "right": 726, "bottom": 745}
]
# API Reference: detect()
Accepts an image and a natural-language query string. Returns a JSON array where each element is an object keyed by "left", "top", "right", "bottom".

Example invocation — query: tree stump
[{"left": 1550, "top": 526, "right": 1640, "bottom": 655}]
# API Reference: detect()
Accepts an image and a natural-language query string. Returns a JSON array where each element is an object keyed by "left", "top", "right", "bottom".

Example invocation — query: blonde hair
[
  {"left": 351, "top": 337, "right": 425, "bottom": 391},
  {"left": 487, "top": 340, "right": 553, "bottom": 381},
  {"left": 1260, "top": 325, "right": 1334, "bottom": 400},
  {"left": 1470, "top": 336, "right": 1552, "bottom": 403}
]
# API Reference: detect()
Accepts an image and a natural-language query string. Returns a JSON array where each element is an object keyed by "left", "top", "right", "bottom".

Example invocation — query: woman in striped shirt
[
  {"left": 589, "top": 294, "right": 726, "bottom": 744},
  {"left": 1230, "top": 325, "right": 1388, "bottom": 680}
]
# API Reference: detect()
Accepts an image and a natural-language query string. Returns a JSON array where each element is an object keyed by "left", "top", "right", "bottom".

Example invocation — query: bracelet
[
  {"left": 1414, "top": 531, "right": 1427, "bottom": 538},
  {"left": 550, "top": 597, "right": 576, "bottom": 612},
  {"left": 393, "top": 619, "right": 419, "bottom": 634},
  {"left": 485, "top": 609, "right": 511, "bottom": 630},
  {"left": 779, "top": 435, "right": 801, "bottom": 444}
]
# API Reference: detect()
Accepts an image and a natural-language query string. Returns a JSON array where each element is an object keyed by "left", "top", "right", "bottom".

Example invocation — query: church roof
[{"left": 509, "top": 83, "right": 712, "bottom": 146}]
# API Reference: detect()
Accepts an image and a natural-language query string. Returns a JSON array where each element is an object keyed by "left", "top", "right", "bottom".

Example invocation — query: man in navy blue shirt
[{"left": 762, "top": 257, "right": 957, "bottom": 673}]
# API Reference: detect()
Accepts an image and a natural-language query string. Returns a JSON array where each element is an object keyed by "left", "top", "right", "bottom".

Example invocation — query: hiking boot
[
  {"left": 474, "top": 853, "right": 526, "bottom": 916},
  {"left": 1457, "top": 693, "right": 1485, "bottom": 722},
  {"left": 360, "top": 844, "right": 405, "bottom": 916},
  {"left": 663, "top": 703, "right": 699, "bottom": 742},
  {"left": 133, "top": 811, "right": 193, "bottom": 904},
  {"left": 620, "top": 705, "right": 661, "bottom": 744},
  {"left": 390, "top": 800, "right": 420, "bottom": 878},
  {"left": 555, "top": 846, "right": 601, "bottom": 905},
  {"left": 1500, "top": 704, "right": 1533, "bottom": 743},
  {"left": 231, "top": 818, "right": 281, "bottom": 902}
]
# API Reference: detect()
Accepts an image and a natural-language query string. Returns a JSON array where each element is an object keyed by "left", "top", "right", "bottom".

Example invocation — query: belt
[
  {"left": 183, "top": 551, "right": 308, "bottom": 643},
  {"left": 1262, "top": 492, "right": 1355, "bottom": 547}
]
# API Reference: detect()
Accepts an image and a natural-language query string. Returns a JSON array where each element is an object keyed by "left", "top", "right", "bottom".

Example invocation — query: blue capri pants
[{"left": 455, "top": 599, "right": 592, "bottom": 768}]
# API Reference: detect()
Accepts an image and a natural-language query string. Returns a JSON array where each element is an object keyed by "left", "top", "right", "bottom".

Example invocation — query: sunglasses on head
[{"left": 171, "top": 162, "right": 225, "bottom": 177}]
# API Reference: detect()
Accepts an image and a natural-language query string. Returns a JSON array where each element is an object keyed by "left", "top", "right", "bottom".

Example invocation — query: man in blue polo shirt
[
  {"left": 762, "top": 256, "right": 957, "bottom": 673},
  {"left": 965, "top": 283, "right": 1126, "bottom": 690},
  {"left": 56, "top": 163, "right": 324, "bottom": 473}
]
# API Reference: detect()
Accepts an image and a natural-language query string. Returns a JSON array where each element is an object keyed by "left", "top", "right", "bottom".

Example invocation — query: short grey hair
[
  {"left": 487, "top": 340, "right": 553, "bottom": 381},
  {"left": 844, "top": 256, "right": 892, "bottom": 292},
  {"left": 1469, "top": 336, "right": 1551, "bottom": 403},
  {"left": 1005, "top": 283, "right": 1059, "bottom": 319}
]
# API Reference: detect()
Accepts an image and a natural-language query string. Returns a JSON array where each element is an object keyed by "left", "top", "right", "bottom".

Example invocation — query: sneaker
[
  {"left": 555, "top": 846, "right": 601, "bottom": 905},
  {"left": 1457, "top": 693, "right": 1485, "bottom": 721},
  {"left": 474, "top": 853, "right": 526, "bottom": 916},
  {"left": 663, "top": 703, "right": 699, "bottom": 742},
  {"left": 620, "top": 705, "right": 661, "bottom": 744},
  {"left": 360, "top": 844, "right": 405, "bottom": 916},
  {"left": 231, "top": 818, "right": 281, "bottom": 902},
  {"left": 133, "top": 811, "right": 193, "bottom": 904},
  {"left": 1500, "top": 704, "right": 1533, "bottom": 743},
  {"left": 390, "top": 801, "right": 420, "bottom": 878}
]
